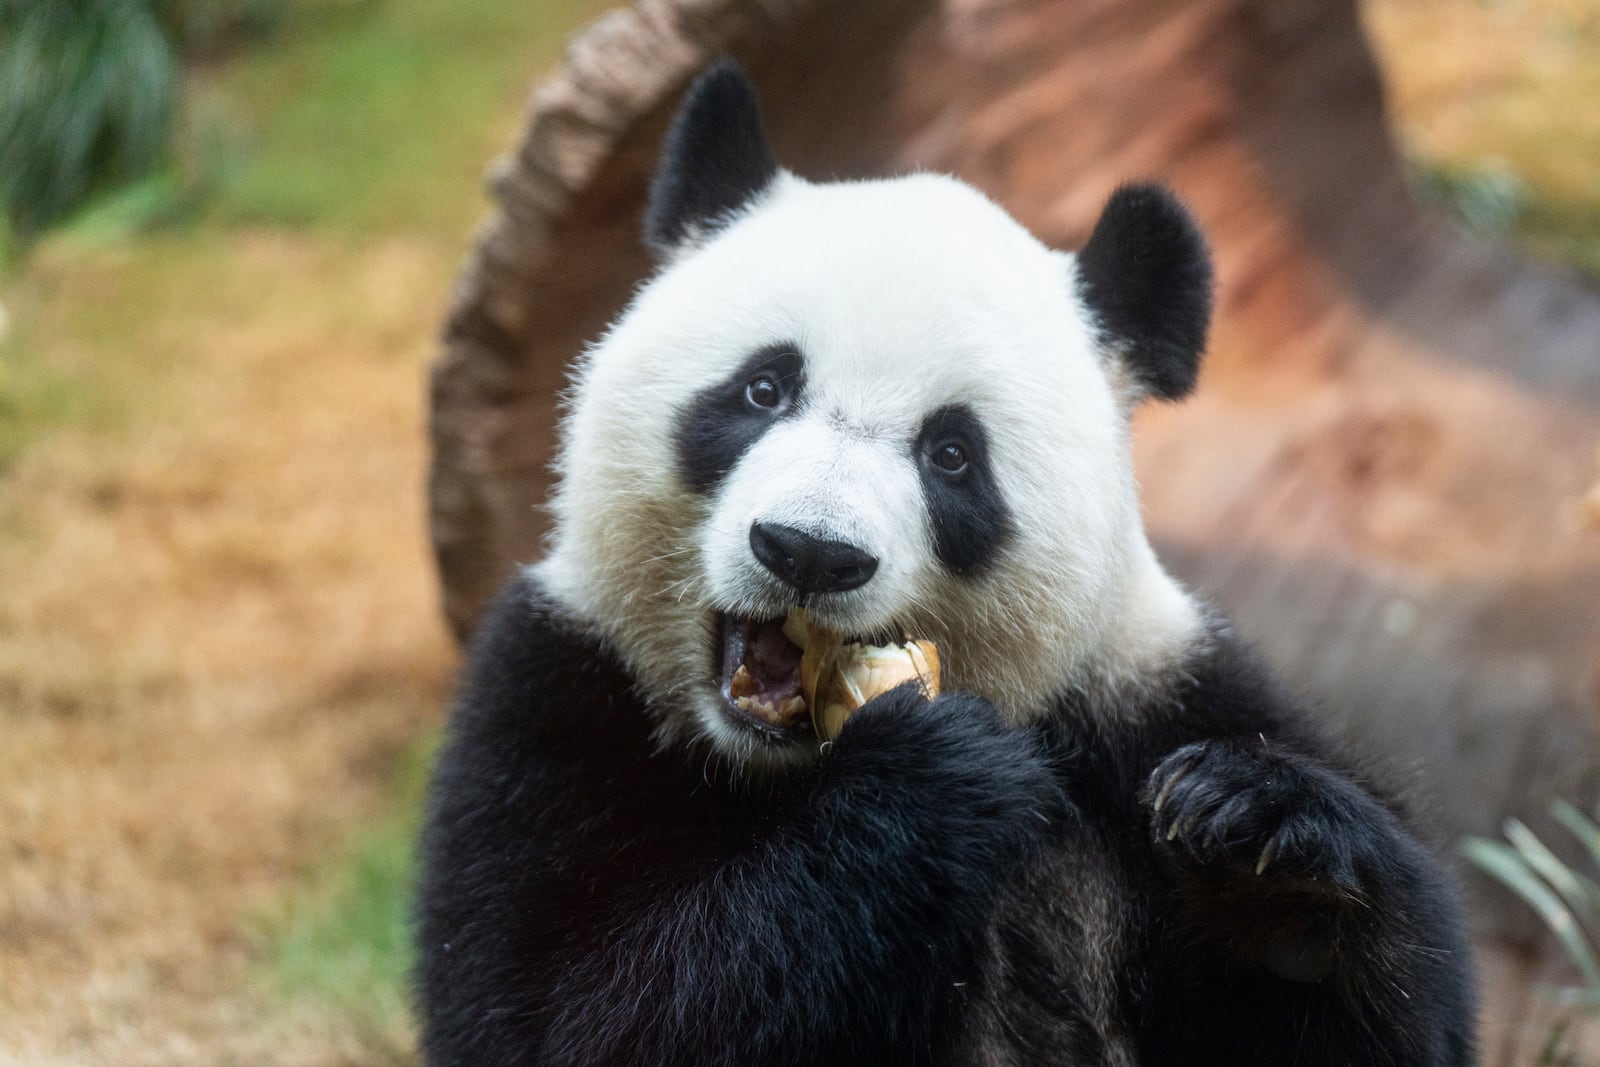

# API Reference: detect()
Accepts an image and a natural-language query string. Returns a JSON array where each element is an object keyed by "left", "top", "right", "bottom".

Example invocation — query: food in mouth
[
  {"left": 717, "top": 609, "right": 940, "bottom": 741},
  {"left": 785, "top": 610, "right": 940, "bottom": 741}
]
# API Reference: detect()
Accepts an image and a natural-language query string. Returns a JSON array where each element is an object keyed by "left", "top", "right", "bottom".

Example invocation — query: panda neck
[{"left": 1068, "top": 535, "right": 1208, "bottom": 709}]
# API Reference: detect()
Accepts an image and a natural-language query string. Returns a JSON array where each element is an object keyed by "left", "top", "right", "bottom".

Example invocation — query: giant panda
[{"left": 416, "top": 60, "right": 1476, "bottom": 1066}]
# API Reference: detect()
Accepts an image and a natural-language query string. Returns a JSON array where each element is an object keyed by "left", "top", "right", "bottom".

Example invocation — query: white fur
[{"left": 539, "top": 172, "right": 1201, "bottom": 766}]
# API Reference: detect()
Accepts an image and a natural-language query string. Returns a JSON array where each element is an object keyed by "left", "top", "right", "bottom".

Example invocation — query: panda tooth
[
  {"left": 729, "top": 664, "right": 757, "bottom": 698},
  {"left": 782, "top": 609, "right": 812, "bottom": 650}
]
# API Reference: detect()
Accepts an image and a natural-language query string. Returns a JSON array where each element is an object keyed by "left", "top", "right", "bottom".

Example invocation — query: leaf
[
  {"left": 1534, "top": 1015, "right": 1570, "bottom": 1067},
  {"left": 1506, "top": 817, "right": 1600, "bottom": 939},
  {"left": 1463, "top": 837, "right": 1600, "bottom": 990},
  {"left": 1551, "top": 800, "right": 1600, "bottom": 875}
]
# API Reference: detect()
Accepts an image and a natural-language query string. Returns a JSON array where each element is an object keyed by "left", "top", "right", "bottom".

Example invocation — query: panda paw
[
  {"left": 830, "top": 686, "right": 1069, "bottom": 841},
  {"left": 1143, "top": 739, "right": 1377, "bottom": 898},
  {"left": 837, "top": 682, "right": 1008, "bottom": 747}
]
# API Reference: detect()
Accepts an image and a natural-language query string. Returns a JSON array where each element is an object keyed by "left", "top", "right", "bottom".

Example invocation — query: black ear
[
  {"left": 1075, "top": 184, "right": 1213, "bottom": 401},
  {"left": 645, "top": 59, "right": 779, "bottom": 256}
]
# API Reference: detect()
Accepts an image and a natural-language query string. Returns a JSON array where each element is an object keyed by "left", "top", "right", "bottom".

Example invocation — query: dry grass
[
  {"left": 0, "top": 0, "right": 614, "bottom": 1055},
  {"left": 0, "top": 231, "right": 456, "bottom": 1064},
  {"left": 1364, "top": 0, "right": 1600, "bottom": 276},
  {"left": 1365, "top": 0, "right": 1600, "bottom": 193}
]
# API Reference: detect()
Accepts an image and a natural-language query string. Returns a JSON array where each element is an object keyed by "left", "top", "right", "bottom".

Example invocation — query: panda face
[
  {"left": 538, "top": 63, "right": 1212, "bottom": 769},
  {"left": 545, "top": 175, "right": 1144, "bottom": 765}
]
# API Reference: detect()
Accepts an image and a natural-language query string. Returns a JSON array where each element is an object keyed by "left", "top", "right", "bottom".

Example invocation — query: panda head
[{"left": 539, "top": 61, "right": 1213, "bottom": 770}]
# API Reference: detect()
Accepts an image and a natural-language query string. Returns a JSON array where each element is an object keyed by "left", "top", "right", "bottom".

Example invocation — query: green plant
[
  {"left": 0, "top": 0, "right": 180, "bottom": 241},
  {"left": 1464, "top": 800, "right": 1600, "bottom": 1065},
  {"left": 153, "top": 0, "right": 286, "bottom": 57},
  {"left": 1410, "top": 156, "right": 1530, "bottom": 234}
]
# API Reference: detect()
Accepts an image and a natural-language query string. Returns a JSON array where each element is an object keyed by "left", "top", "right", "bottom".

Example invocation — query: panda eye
[
  {"left": 744, "top": 372, "right": 783, "bottom": 411},
  {"left": 931, "top": 441, "right": 969, "bottom": 477}
]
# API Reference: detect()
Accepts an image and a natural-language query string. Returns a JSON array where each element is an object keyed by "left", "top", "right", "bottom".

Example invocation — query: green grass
[
  {"left": 258, "top": 734, "right": 437, "bottom": 1051},
  {"left": 1465, "top": 801, "right": 1600, "bottom": 1065},
  {"left": 0, "top": 0, "right": 606, "bottom": 472},
  {"left": 0, "top": 328, "right": 82, "bottom": 474},
  {"left": 1521, "top": 190, "right": 1600, "bottom": 282},
  {"left": 0, "top": 230, "right": 219, "bottom": 478},
  {"left": 206, "top": 0, "right": 611, "bottom": 238}
]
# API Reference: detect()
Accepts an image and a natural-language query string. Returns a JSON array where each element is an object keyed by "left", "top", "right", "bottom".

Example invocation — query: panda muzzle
[{"left": 719, "top": 611, "right": 940, "bottom": 742}]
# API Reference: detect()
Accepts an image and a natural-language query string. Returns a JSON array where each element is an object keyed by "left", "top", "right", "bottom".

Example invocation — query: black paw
[
  {"left": 1143, "top": 739, "right": 1373, "bottom": 897},
  {"left": 838, "top": 683, "right": 1006, "bottom": 744},
  {"left": 830, "top": 687, "right": 1068, "bottom": 845}
]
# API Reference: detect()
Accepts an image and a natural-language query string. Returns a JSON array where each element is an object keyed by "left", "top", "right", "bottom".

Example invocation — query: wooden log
[{"left": 427, "top": 0, "right": 1600, "bottom": 951}]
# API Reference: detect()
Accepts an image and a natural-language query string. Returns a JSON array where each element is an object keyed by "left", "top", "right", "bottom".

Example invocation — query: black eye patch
[
  {"left": 915, "top": 405, "right": 1011, "bottom": 575},
  {"left": 674, "top": 344, "right": 805, "bottom": 494}
]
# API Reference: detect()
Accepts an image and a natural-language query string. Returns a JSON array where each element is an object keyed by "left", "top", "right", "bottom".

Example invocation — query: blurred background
[{"left": 1, "top": 0, "right": 1597, "bottom": 1064}]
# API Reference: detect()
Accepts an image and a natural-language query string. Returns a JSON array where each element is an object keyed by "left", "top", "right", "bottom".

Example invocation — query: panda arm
[
  {"left": 530, "top": 689, "right": 1062, "bottom": 1067},
  {"left": 416, "top": 587, "right": 1061, "bottom": 1067},
  {"left": 1143, "top": 737, "right": 1476, "bottom": 1063}
]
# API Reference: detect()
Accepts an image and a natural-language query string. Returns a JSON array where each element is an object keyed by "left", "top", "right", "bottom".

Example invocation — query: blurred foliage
[
  {"left": 1410, "top": 157, "right": 1530, "bottom": 234},
  {"left": 154, "top": 0, "right": 286, "bottom": 57},
  {"left": 1368, "top": 0, "right": 1600, "bottom": 284},
  {"left": 0, "top": 0, "right": 179, "bottom": 242},
  {"left": 0, "top": 0, "right": 284, "bottom": 254},
  {"left": 1520, "top": 191, "right": 1600, "bottom": 284},
  {"left": 1409, "top": 154, "right": 1600, "bottom": 282},
  {"left": 1465, "top": 801, "right": 1600, "bottom": 1066},
  {"left": 0, "top": 0, "right": 606, "bottom": 480}
]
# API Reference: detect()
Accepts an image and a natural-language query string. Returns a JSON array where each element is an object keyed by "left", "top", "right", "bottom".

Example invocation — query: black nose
[{"left": 749, "top": 523, "right": 879, "bottom": 595}]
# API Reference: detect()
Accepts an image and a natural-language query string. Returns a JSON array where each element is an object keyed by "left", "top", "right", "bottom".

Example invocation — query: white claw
[{"left": 1153, "top": 772, "right": 1183, "bottom": 813}]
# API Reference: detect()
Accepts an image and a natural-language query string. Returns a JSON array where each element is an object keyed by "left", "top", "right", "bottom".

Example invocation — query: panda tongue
[{"left": 744, "top": 617, "right": 804, "bottom": 711}]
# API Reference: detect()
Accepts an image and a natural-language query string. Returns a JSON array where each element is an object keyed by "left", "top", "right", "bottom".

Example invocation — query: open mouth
[
  {"left": 718, "top": 614, "right": 811, "bottom": 736},
  {"left": 715, "top": 612, "right": 911, "bottom": 739}
]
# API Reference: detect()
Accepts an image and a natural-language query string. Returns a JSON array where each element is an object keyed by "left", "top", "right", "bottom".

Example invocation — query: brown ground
[{"left": 0, "top": 234, "right": 456, "bottom": 1064}]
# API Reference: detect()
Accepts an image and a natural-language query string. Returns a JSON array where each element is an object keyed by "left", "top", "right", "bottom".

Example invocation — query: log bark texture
[{"left": 428, "top": 2, "right": 1600, "bottom": 1055}]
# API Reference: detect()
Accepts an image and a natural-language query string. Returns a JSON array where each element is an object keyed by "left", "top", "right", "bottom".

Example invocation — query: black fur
[
  {"left": 915, "top": 405, "right": 1012, "bottom": 575},
  {"left": 957, "top": 634, "right": 1476, "bottom": 1066},
  {"left": 675, "top": 343, "right": 804, "bottom": 494},
  {"left": 416, "top": 573, "right": 1066, "bottom": 1067},
  {"left": 645, "top": 59, "right": 779, "bottom": 256},
  {"left": 416, "top": 582, "right": 1475, "bottom": 1065},
  {"left": 1076, "top": 183, "right": 1213, "bottom": 401}
]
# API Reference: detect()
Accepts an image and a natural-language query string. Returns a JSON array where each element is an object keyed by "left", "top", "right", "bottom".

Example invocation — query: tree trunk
[{"left": 428, "top": 2, "right": 1600, "bottom": 1057}]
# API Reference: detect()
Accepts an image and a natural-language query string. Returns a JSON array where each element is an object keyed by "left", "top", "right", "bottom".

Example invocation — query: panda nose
[{"left": 749, "top": 523, "right": 879, "bottom": 595}]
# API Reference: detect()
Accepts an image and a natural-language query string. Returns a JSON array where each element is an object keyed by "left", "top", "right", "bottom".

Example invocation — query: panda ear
[
  {"left": 1075, "top": 184, "right": 1213, "bottom": 402},
  {"left": 645, "top": 59, "right": 780, "bottom": 257}
]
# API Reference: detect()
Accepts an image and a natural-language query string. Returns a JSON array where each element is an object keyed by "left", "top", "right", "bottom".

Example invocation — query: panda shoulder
[
  {"left": 443, "top": 570, "right": 643, "bottom": 768},
  {"left": 1135, "top": 625, "right": 1418, "bottom": 810},
  {"left": 1050, "top": 620, "right": 1307, "bottom": 746}
]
